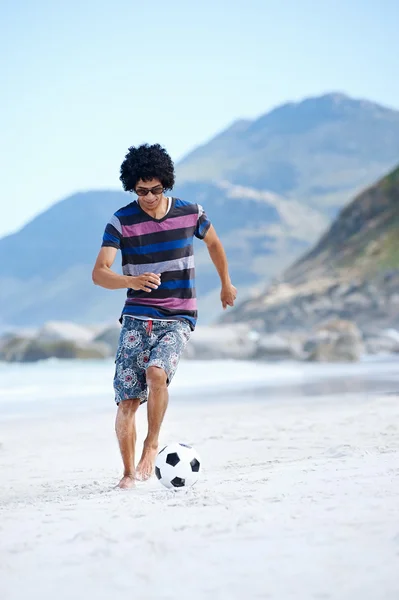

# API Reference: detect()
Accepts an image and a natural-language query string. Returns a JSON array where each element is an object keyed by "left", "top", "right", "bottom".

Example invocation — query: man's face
[{"left": 135, "top": 178, "right": 164, "bottom": 210}]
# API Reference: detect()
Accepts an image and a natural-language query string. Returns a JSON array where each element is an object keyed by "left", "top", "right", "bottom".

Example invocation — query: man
[{"left": 92, "top": 143, "right": 237, "bottom": 488}]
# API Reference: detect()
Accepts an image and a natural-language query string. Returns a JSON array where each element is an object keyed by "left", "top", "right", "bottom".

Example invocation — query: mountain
[
  {"left": 0, "top": 184, "right": 323, "bottom": 328},
  {"left": 178, "top": 93, "right": 399, "bottom": 216},
  {"left": 2, "top": 92, "right": 399, "bottom": 328},
  {"left": 222, "top": 165, "right": 399, "bottom": 333},
  {"left": 0, "top": 191, "right": 126, "bottom": 328}
]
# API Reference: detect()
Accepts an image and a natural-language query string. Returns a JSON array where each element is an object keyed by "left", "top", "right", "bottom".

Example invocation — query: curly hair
[{"left": 119, "top": 143, "right": 175, "bottom": 192}]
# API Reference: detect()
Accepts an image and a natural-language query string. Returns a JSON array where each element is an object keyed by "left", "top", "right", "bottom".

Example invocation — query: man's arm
[
  {"left": 203, "top": 225, "right": 237, "bottom": 309},
  {"left": 92, "top": 247, "right": 160, "bottom": 292}
]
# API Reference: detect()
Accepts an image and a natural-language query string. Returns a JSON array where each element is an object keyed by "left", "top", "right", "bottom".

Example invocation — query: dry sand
[{"left": 1, "top": 372, "right": 399, "bottom": 600}]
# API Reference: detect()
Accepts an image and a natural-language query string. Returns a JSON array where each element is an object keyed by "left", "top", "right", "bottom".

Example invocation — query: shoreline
[{"left": 1, "top": 355, "right": 399, "bottom": 417}]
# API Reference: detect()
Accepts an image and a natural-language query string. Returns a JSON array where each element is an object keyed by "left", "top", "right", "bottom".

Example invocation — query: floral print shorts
[{"left": 113, "top": 316, "right": 191, "bottom": 405}]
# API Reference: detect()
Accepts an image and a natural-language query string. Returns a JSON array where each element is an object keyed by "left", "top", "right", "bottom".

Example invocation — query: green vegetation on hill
[{"left": 284, "top": 163, "right": 399, "bottom": 283}]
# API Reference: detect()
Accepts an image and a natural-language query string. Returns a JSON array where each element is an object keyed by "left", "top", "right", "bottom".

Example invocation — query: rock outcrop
[
  {"left": 304, "top": 319, "right": 364, "bottom": 362},
  {"left": 93, "top": 324, "right": 121, "bottom": 353},
  {"left": 183, "top": 324, "right": 258, "bottom": 360},
  {"left": 0, "top": 320, "right": 114, "bottom": 362},
  {"left": 222, "top": 164, "right": 399, "bottom": 347},
  {"left": 0, "top": 335, "right": 110, "bottom": 362}
]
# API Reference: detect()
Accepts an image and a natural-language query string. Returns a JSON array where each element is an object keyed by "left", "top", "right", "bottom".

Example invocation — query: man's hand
[
  {"left": 130, "top": 273, "right": 161, "bottom": 292},
  {"left": 92, "top": 248, "right": 162, "bottom": 292},
  {"left": 221, "top": 283, "right": 237, "bottom": 310}
]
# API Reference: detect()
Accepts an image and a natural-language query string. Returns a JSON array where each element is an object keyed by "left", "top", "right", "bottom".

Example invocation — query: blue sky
[{"left": 1, "top": 0, "right": 399, "bottom": 237}]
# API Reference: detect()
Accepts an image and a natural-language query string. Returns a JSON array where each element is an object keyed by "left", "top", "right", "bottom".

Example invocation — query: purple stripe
[
  {"left": 122, "top": 213, "right": 198, "bottom": 238},
  {"left": 127, "top": 297, "right": 197, "bottom": 310}
]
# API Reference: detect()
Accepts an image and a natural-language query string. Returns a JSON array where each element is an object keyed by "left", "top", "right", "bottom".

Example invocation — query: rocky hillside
[
  {"left": 178, "top": 93, "right": 399, "bottom": 215},
  {"left": 224, "top": 165, "right": 399, "bottom": 334},
  {"left": 284, "top": 166, "right": 399, "bottom": 283}
]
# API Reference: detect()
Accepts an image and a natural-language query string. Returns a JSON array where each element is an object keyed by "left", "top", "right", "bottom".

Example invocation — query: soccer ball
[{"left": 155, "top": 442, "right": 201, "bottom": 489}]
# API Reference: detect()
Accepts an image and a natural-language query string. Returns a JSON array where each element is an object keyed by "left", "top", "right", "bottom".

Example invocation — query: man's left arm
[{"left": 203, "top": 225, "right": 237, "bottom": 310}]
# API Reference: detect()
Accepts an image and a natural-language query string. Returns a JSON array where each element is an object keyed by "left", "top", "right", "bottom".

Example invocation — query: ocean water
[{"left": 1, "top": 355, "right": 399, "bottom": 417}]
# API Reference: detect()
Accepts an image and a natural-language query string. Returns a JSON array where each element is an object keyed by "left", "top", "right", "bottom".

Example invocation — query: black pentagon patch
[
  {"left": 171, "top": 476, "right": 185, "bottom": 487},
  {"left": 190, "top": 458, "right": 200, "bottom": 472},
  {"left": 179, "top": 443, "right": 192, "bottom": 448},
  {"left": 159, "top": 446, "right": 167, "bottom": 454},
  {"left": 166, "top": 452, "right": 180, "bottom": 467},
  {"left": 155, "top": 466, "right": 162, "bottom": 480}
]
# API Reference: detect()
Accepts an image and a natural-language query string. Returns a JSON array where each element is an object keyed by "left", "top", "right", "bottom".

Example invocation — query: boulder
[
  {"left": 183, "top": 324, "right": 257, "bottom": 360},
  {"left": 0, "top": 334, "right": 109, "bottom": 362},
  {"left": 253, "top": 333, "right": 304, "bottom": 360},
  {"left": 364, "top": 328, "right": 399, "bottom": 354},
  {"left": 37, "top": 321, "right": 95, "bottom": 344},
  {"left": 0, "top": 335, "right": 31, "bottom": 362},
  {"left": 93, "top": 323, "right": 121, "bottom": 355},
  {"left": 305, "top": 319, "right": 364, "bottom": 362}
]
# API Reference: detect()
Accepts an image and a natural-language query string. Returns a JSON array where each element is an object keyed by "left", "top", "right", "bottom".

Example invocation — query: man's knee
[
  {"left": 146, "top": 366, "right": 167, "bottom": 388},
  {"left": 117, "top": 398, "right": 140, "bottom": 414}
]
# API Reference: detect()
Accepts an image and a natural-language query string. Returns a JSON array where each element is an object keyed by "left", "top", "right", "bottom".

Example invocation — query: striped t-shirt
[{"left": 101, "top": 197, "right": 211, "bottom": 330}]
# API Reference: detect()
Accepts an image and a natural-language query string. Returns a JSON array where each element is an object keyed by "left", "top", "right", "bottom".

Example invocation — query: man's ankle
[{"left": 143, "top": 438, "right": 158, "bottom": 451}]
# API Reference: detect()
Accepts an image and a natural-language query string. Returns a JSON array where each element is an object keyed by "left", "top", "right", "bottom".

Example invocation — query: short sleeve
[
  {"left": 194, "top": 204, "right": 211, "bottom": 240},
  {"left": 101, "top": 213, "right": 123, "bottom": 249}
]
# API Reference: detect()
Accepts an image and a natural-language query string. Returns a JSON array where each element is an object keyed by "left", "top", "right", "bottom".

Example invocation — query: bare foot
[
  {"left": 117, "top": 475, "right": 135, "bottom": 489},
  {"left": 136, "top": 445, "right": 158, "bottom": 481}
]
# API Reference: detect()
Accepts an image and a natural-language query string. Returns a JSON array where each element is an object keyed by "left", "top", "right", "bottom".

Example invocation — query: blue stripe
[
  {"left": 122, "top": 305, "right": 196, "bottom": 327},
  {"left": 174, "top": 199, "right": 195, "bottom": 209},
  {"left": 201, "top": 219, "right": 211, "bottom": 234},
  {"left": 199, "top": 222, "right": 207, "bottom": 236},
  {"left": 103, "top": 231, "right": 120, "bottom": 245},
  {"left": 116, "top": 204, "right": 141, "bottom": 217},
  {"left": 197, "top": 219, "right": 211, "bottom": 239},
  {"left": 160, "top": 279, "right": 194, "bottom": 290},
  {"left": 122, "top": 237, "right": 192, "bottom": 255},
  {"left": 124, "top": 305, "right": 166, "bottom": 317}
]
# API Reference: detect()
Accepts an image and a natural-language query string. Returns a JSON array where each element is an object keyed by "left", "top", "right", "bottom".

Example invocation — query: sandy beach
[{"left": 1, "top": 359, "right": 399, "bottom": 600}]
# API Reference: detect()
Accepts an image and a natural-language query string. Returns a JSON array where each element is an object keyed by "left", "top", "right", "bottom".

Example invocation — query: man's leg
[
  {"left": 115, "top": 398, "right": 141, "bottom": 488},
  {"left": 136, "top": 366, "right": 168, "bottom": 480}
]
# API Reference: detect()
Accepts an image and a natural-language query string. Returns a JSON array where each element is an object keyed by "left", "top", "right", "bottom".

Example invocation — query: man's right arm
[{"left": 92, "top": 247, "right": 160, "bottom": 292}]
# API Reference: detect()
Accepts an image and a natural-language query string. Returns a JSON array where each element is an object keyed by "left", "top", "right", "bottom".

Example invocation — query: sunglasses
[{"left": 135, "top": 185, "right": 164, "bottom": 197}]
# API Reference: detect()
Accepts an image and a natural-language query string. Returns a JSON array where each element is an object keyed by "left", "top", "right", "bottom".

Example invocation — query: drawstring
[{"left": 146, "top": 320, "right": 153, "bottom": 336}]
